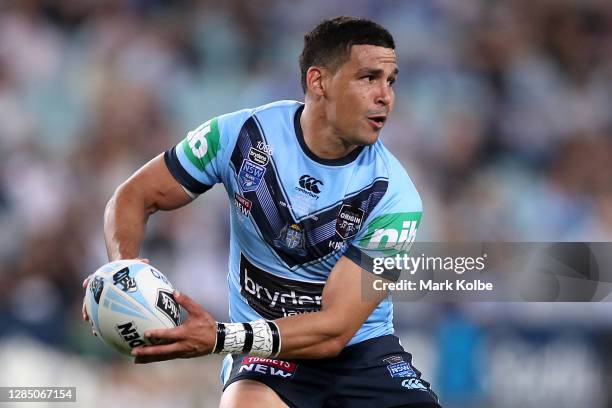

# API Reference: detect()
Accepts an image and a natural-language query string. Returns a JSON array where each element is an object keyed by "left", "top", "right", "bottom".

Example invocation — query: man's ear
[{"left": 306, "top": 66, "right": 326, "bottom": 97}]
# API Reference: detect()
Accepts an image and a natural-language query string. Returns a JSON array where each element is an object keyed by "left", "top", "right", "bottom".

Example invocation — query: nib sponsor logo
[
  {"left": 182, "top": 118, "right": 220, "bottom": 171},
  {"left": 360, "top": 212, "right": 422, "bottom": 255},
  {"left": 186, "top": 120, "right": 211, "bottom": 159},
  {"left": 368, "top": 221, "right": 418, "bottom": 250}
]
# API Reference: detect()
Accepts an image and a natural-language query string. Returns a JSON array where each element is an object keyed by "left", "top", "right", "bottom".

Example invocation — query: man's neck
[{"left": 300, "top": 103, "right": 358, "bottom": 160}]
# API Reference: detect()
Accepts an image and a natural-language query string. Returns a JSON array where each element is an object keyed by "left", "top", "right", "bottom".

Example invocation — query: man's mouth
[{"left": 367, "top": 115, "right": 387, "bottom": 130}]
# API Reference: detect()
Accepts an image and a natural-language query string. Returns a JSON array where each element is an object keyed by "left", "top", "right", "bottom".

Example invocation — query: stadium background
[{"left": 0, "top": 0, "right": 611, "bottom": 406}]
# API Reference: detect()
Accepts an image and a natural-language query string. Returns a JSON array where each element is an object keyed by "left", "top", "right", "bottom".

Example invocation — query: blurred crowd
[{"left": 0, "top": 0, "right": 611, "bottom": 407}]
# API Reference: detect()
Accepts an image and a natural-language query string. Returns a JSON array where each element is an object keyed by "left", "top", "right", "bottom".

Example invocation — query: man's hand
[
  {"left": 81, "top": 276, "right": 91, "bottom": 322},
  {"left": 81, "top": 276, "right": 97, "bottom": 337},
  {"left": 132, "top": 290, "right": 217, "bottom": 364}
]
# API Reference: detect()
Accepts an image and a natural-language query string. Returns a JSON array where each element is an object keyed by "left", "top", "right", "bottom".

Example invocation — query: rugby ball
[{"left": 84, "top": 260, "right": 182, "bottom": 355}]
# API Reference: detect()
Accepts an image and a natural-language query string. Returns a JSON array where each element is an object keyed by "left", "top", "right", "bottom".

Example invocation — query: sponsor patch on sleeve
[{"left": 180, "top": 118, "right": 221, "bottom": 171}]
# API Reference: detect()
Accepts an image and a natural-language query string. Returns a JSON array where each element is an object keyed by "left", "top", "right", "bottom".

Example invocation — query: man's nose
[{"left": 376, "top": 84, "right": 393, "bottom": 106}]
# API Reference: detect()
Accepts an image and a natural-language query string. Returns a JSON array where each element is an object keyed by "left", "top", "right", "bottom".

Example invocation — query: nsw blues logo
[
  {"left": 388, "top": 361, "right": 417, "bottom": 378},
  {"left": 239, "top": 159, "right": 266, "bottom": 192},
  {"left": 383, "top": 356, "right": 417, "bottom": 378}
]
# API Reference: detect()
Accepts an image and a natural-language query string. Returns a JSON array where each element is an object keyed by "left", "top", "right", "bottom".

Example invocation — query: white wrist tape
[{"left": 213, "top": 320, "right": 281, "bottom": 357}]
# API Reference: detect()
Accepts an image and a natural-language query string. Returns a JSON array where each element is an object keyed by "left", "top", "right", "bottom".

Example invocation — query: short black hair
[{"left": 299, "top": 16, "right": 395, "bottom": 93}]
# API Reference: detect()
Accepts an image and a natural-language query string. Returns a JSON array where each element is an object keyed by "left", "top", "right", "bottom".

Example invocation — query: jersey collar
[{"left": 294, "top": 105, "right": 365, "bottom": 166}]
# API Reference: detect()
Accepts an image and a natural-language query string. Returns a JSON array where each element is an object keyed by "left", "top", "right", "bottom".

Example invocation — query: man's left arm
[
  {"left": 274, "top": 256, "right": 387, "bottom": 359},
  {"left": 131, "top": 256, "right": 388, "bottom": 363}
]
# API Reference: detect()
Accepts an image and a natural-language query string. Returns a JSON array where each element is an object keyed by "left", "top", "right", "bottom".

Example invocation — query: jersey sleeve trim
[
  {"left": 344, "top": 245, "right": 402, "bottom": 282},
  {"left": 164, "top": 147, "right": 213, "bottom": 195}
]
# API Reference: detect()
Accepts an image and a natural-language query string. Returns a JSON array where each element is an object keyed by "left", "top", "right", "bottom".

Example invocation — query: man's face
[{"left": 323, "top": 44, "right": 397, "bottom": 146}]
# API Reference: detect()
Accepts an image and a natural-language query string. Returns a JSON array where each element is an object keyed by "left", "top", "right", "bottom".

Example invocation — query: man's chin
[
  {"left": 359, "top": 131, "right": 381, "bottom": 146},
  {"left": 345, "top": 130, "right": 380, "bottom": 147}
]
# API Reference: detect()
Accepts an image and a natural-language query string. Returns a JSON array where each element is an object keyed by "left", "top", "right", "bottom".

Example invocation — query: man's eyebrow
[{"left": 356, "top": 67, "right": 399, "bottom": 76}]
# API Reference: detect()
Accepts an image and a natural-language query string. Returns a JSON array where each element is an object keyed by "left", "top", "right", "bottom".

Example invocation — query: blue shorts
[{"left": 221, "top": 334, "right": 441, "bottom": 408}]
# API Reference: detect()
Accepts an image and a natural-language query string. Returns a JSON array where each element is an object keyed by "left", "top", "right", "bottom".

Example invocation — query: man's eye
[
  {"left": 362, "top": 75, "right": 375, "bottom": 82},
  {"left": 388, "top": 78, "right": 396, "bottom": 86}
]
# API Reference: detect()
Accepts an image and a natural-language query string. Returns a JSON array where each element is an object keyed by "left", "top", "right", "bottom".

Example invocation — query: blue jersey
[{"left": 164, "top": 100, "right": 422, "bottom": 346}]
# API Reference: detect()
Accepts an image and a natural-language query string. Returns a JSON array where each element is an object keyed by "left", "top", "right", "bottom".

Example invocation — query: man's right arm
[{"left": 104, "top": 153, "right": 194, "bottom": 261}]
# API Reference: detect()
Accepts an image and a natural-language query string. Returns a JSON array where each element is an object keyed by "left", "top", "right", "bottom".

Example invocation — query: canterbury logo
[{"left": 298, "top": 175, "right": 323, "bottom": 194}]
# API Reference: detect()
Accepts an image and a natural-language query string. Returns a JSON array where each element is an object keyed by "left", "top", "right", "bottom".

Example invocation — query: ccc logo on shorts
[
  {"left": 401, "top": 378, "right": 428, "bottom": 391},
  {"left": 299, "top": 175, "right": 323, "bottom": 194}
]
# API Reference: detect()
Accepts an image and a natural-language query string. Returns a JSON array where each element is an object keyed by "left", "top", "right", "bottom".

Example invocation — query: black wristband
[
  {"left": 242, "top": 322, "right": 254, "bottom": 353},
  {"left": 267, "top": 321, "right": 280, "bottom": 356},
  {"left": 214, "top": 322, "right": 225, "bottom": 354}
]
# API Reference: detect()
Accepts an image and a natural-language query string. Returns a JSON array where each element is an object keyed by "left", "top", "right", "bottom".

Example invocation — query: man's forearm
[
  {"left": 103, "top": 155, "right": 195, "bottom": 262},
  {"left": 274, "top": 310, "right": 351, "bottom": 359},
  {"left": 213, "top": 310, "right": 349, "bottom": 360},
  {"left": 213, "top": 258, "right": 386, "bottom": 360},
  {"left": 271, "top": 259, "right": 386, "bottom": 360},
  {"left": 104, "top": 182, "right": 152, "bottom": 261}
]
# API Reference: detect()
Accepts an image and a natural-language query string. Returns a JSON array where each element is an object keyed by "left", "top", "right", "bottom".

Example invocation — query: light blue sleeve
[
  {"left": 345, "top": 159, "right": 423, "bottom": 281},
  {"left": 164, "top": 108, "right": 253, "bottom": 194}
]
